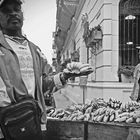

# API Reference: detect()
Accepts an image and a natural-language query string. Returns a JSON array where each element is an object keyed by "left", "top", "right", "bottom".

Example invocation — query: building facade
[{"left": 54, "top": 0, "right": 140, "bottom": 104}]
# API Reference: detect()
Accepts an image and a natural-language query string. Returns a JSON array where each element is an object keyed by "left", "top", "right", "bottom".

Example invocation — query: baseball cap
[{"left": 0, "top": 0, "right": 23, "bottom": 8}]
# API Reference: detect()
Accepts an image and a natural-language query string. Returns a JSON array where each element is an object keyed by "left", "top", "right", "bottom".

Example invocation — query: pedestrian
[{"left": 0, "top": 0, "right": 93, "bottom": 139}]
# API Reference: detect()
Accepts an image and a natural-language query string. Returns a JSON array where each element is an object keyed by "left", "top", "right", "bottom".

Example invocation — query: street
[{"left": 53, "top": 88, "right": 74, "bottom": 109}]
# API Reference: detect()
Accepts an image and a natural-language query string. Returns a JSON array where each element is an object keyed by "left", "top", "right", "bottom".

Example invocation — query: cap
[
  {"left": 0, "top": 0, "right": 4, "bottom": 6},
  {"left": 0, "top": 0, "right": 23, "bottom": 8}
]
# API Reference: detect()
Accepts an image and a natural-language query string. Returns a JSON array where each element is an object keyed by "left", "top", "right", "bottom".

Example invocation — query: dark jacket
[{"left": 0, "top": 30, "right": 63, "bottom": 116}]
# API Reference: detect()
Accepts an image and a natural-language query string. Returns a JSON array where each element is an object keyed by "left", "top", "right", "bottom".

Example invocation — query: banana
[
  {"left": 132, "top": 110, "right": 140, "bottom": 119},
  {"left": 56, "top": 111, "right": 64, "bottom": 118},
  {"left": 51, "top": 109, "right": 63, "bottom": 117},
  {"left": 98, "top": 107, "right": 106, "bottom": 115},
  {"left": 85, "top": 106, "right": 93, "bottom": 114},
  {"left": 105, "top": 108, "right": 111, "bottom": 116},
  {"left": 96, "top": 114, "right": 105, "bottom": 122},
  {"left": 117, "top": 112, "right": 130, "bottom": 118},
  {"left": 69, "top": 113, "right": 77, "bottom": 120},
  {"left": 47, "top": 109, "right": 55, "bottom": 117},
  {"left": 125, "top": 117, "right": 134, "bottom": 123},
  {"left": 103, "top": 115, "right": 109, "bottom": 122},
  {"left": 92, "top": 115, "right": 99, "bottom": 121},
  {"left": 109, "top": 114, "right": 115, "bottom": 122},
  {"left": 80, "top": 67, "right": 92, "bottom": 73},
  {"left": 93, "top": 108, "right": 101, "bottom": 116},
  {"left": 79, "top": 63, "right": 90, "bottom": 69},
  {"left": 114, "top": 116, "right": 128, "bottom": 122},
  {"left": 67, "top": 63, "right": 72, "bottom": 71},
  {"left": 114, "top": 110, "right": 119, "bottom": 119},
  {"left": 76, "top": 114, "right": 85, "bottom": 120},
  {"left": 109, "top": 109, "right": 115, "bottom": 116},
  {"left": 136, "top": 118, "right": 140, "bottom": 123},
  {"left": 72, "top": 117, "right": 77, "bottom": 121},
  {"left": 84, "top": 113, "right": 90, "bottom": 121},
  {"left": 64, "top": 110, "right": 71, "bottom": 116},
  {"left": 71, "top": 62, "right": 77, "bottom": 69},
  {"left": 74, "top": 62, "right": 82, "bottom": 69}
]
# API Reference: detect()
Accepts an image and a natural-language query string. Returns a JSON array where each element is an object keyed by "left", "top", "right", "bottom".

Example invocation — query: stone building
[{"left": 53, "top": 0, "right": 140, "bottom": 104}]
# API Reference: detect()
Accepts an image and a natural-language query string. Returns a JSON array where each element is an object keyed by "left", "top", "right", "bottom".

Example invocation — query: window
[{"left": 119, "top": 0, "right": 140, "bottom": 66}]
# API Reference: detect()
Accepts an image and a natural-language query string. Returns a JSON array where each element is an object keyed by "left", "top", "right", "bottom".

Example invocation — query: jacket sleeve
[
  {"left": 37, "top": 49, "right": 65, "bottom": 94},
  {"left": 42, "top": 68, "right": 65, "bottom": 94}
]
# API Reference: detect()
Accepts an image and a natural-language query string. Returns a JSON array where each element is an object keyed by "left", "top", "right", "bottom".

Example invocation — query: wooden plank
[
  {"left": 127, "top": 128, "right": 140, "bottom": 140},
  {"left": 88, "top": 122, "right": 129, "bottom": 140},
  {"left": 45, "top": 119, "right": 86, "bottom": 140}
]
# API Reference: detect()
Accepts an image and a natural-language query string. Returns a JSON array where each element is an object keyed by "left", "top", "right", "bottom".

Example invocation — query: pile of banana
[
  {"left": 47, "top": 98, "right": 107, "bottom": 121},
  {"left": 47, "top": 98, "right": 140, "bottom": 124}
]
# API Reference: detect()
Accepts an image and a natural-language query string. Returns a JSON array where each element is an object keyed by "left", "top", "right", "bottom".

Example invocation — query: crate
[{"left": 44, "top": 119, "right": 87, "bottom": 140}]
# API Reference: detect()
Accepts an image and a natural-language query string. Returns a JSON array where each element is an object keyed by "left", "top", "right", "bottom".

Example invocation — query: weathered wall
[{"left": 62, "top": 0, "right": 133, "bottom": 104}]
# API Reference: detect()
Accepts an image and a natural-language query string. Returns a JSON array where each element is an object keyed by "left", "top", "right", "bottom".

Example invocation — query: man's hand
[{"left": 62, "top": 62, "right": 93, "bottom": 80}]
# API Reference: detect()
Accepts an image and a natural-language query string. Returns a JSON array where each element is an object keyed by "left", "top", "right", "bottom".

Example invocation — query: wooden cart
[{"left": 43, "top": 119, "right": 140, "bottom": 140}]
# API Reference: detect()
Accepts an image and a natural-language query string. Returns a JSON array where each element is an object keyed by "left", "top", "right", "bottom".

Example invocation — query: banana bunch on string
[{"left": 63, "top": 62, "right": 93, "bottom": 77}]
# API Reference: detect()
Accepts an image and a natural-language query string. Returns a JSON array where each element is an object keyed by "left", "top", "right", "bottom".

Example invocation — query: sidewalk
[{"left": 53, "top": 88, "right": 74, "bottom": 109}]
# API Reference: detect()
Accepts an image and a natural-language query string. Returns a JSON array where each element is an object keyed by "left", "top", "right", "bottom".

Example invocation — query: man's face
[{"left": 0, "top": 2, "right": 23, "bottom": 32}]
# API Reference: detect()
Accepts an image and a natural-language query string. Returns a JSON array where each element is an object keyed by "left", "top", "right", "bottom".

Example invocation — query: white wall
[{"left": 62, "top": 0, "right": 134, "bottom": 104}]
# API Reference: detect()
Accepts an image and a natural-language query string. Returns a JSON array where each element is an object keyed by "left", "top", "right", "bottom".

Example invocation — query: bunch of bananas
[
  {"left": 63, "top": 62, "right": 93, "bottom": 76},
  {"left": 94, "top": 98, "right": 107, "bottom": 108},
  {"left": 67, "top": 62, "right": 92, "bottom": 72},
  {"left": 107, "top": 98, "right": 122, "bottom": 109},
  {"left": 47, "top": 108, "right": 65, "bottom": 119},
  {"left": 120, "top": 101, "right": 140, "bottom": 112},
  {"left": 113, "top": 101, "right": 140, "bottom": 123},
  {"left": 91, "top": 107, "right": 117, "bottom": 122},
  {"left": 114, "top": 110, "right": 140, "bottom": 123}
]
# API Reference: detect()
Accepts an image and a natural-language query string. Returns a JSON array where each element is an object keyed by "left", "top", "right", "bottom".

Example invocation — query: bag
[{"left": 0, "top": 99, "right": 43, "bottom": 140}]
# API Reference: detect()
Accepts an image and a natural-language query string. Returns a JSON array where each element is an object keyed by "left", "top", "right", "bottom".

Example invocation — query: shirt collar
[{"left": 4, "top": 34, "right": 28, "bottom": 45}]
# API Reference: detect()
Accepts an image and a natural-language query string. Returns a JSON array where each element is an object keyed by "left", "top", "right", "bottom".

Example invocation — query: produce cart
[
  {"left": 42, "top": 119, "right": 140, "bottom": 140},
  {"left": 43, "top": 98, "right": 140, "bottom": 140}
]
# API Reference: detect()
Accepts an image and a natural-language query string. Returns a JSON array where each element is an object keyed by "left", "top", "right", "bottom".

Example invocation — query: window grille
[{"left": 119, "top": 0, "right": 140, "bottom": 67}]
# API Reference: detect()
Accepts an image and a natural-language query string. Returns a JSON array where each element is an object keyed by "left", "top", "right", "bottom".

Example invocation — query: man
[
  {"left": 0, "top": 0, "right": 93, "bottom": 139},
  {"left": 0, "top": 0, "right": 67, "bottom": 139}
]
